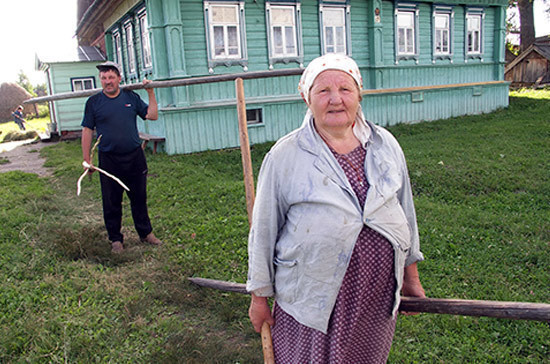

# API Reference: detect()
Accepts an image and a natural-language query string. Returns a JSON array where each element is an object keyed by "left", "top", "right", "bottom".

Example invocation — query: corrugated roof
[
  {"left": 38, "top": 46, "right": 105, "bottom": 64},
  {"left": 76, "top": 46, "right": 105, "bottom": 61}
]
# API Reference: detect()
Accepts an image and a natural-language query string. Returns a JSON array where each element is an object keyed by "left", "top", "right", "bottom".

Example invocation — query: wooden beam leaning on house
[{"left": 139, "top": 132, "right": 165, "bottom": 154}]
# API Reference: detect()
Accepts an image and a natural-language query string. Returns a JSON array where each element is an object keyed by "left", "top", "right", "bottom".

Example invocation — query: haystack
[{"left": 0, "top": 83, "right": 33, "bottom": 123}]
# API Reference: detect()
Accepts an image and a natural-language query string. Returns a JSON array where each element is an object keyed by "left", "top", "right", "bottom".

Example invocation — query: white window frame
[
  {"left": 432, "top": 6, "right": 454, "bottom": 62},
  {"left": 204, "top": 1, "right": 248, "bottom": 73},
  {"left": 138, "top": 10, "right": 153, "bottom": 70},
  {"left": 124, "top": 21, "right": 137, "bottom": 75},
  {"left": 319, "top": 3, "right": 351, "bottom": 56},
  {"left": 112, "top": 31, "right": 123, "bottom": 72},
  {"left": 266, "top": 2, "right": 303, "bottom": 68},
  {"left": 246, "top": 108, "right": 263, "bottom": 125},
  {"left": 71, "top": 77, "right": 95, "bottom": 91},
  {"left": 394, "top": 4, "right": 419, "bottom": 63},
  {"left": 465, "top": 8, "right": 484, "bottom": 60}
]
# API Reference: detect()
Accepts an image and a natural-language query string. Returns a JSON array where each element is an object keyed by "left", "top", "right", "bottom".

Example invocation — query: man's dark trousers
[{"left": 98, "top": 147, "right": 152, "bottom": 243}]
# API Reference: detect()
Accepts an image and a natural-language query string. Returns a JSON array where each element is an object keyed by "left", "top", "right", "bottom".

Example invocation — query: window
[
  {"left": 124, "top": 22, "right": 137, "bottom": 74},
  {"left": 246, "top": 108, "right": 263, "bottom": 125},
  {"left": 394, "top": 3, "right": 419, "bottom": 62},
  {"left": 113, "top": 31, "right": 123, "bottom": 69},
  {"left": 71, "top": 77, "right": 95, "bottom": 91},
  {"left": 271, "top": 6, "right": 297, "bottom": 56},
  {"left": 434, "top": 14, "right": 450, "bottom": 54},
  {"left": 266, "top": 2, "right": 303, "bottom": 67},
  {"left": 204, "top": 1, "right": 247, "bottom": 72},
  {"left": 212, "top": 5, "right": 241, "bottom": 58},
  {"left": 397, "top": 11, "right": 415, "bottom": 55},
  {"left": 320, "top": 4, "right": 350, "bottom": 55},
  {"left": 432, "top": 6, "right": 453, "bottom": 60},
  {"left": 466, "top": 9, "right": 483, "bottom": 56},
  {"left": 138, "top": 11, "right": 153, "bottom": 69}
]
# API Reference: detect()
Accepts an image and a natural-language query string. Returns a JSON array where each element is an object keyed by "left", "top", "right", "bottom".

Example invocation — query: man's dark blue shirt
[{"left": 82, "top": 89, "right": 148, "bottom": 154}]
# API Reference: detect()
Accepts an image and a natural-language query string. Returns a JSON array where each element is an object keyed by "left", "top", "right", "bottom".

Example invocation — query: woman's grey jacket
[{"left": 246, "top": 114, "right": 424, "bottom": 334}]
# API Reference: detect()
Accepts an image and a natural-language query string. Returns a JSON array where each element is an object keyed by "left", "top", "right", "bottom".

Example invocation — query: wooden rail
[
  {"left": 188, "top": 277, "right": 550, "bottom": 323},
  {"left": 23, "top": 68, "right": 507, "bottom": 104},
  {"left": 361, "top": 80, "right": 509, "bottom": 95},
  {"left": 23, "top": 69, "right": 305, "bottom": 104}
]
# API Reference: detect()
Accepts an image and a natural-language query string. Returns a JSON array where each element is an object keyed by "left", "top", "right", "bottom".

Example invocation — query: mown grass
[
  {"left": 0, "top": 117, "right": 50, "bottom": 143},
  {"left": 0, "top": 90, "right": 548, "bottom": 363}
]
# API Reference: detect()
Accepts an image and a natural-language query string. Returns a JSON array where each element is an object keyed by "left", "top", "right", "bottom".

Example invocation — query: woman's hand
[
  {"left": 401, "top": 262, "right": 426, "bottom": 315},
  {"left": 249, "top": 294, "right": 275, "bottom": 333}
]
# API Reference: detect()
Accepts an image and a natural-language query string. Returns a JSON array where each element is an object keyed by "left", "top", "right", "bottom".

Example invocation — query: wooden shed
[
  {"left": 505, "top": 36, "right": 550, "bottom": 88},
  {"left": 76, "top": 0, "right": 510, "bottom": 155},
  {"left": 36, "top": 46, "right": 105, "bottom": 136}
]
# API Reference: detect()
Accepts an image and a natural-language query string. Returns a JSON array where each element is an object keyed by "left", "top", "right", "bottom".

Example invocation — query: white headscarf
[{"left": 298, "top": 54, "right": 370, "bottom": 143}]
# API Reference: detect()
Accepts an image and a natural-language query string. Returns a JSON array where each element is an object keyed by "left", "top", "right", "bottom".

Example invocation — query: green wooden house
[
  {"left": 36, "top": 46, "right": 106, "bottom": 137},
  {"left": 76, "top": 0, "right": 509, "bottom": 154}
]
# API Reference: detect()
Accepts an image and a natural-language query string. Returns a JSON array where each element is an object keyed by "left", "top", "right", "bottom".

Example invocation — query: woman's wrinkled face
[{"left": 308, "top": 70, "right": 361, "bottom": 131}]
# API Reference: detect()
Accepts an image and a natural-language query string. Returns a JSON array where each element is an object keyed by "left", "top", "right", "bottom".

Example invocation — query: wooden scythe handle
[
  {"left": 235, "top": 78, "right": 276, "bottom": 363},
  {"left": 261, "top": 322, "right": 275, "bottom": 364}
]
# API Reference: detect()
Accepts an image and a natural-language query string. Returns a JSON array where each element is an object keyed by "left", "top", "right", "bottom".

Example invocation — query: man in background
[
  {"left": 81, "top": 61, "right": 162, "bottom": 253},
  {"left": 12, "top": 105, "right": 26, "bottom": 131}
]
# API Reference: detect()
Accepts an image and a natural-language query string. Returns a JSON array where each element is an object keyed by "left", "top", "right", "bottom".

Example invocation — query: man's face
[{"left": 99, "top": 69, "right": 121, "bottom": 97}]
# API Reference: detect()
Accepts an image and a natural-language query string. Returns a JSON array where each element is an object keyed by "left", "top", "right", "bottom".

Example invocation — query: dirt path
[{"left": 0, "top": 139, "right": 55, "bottom": 177}]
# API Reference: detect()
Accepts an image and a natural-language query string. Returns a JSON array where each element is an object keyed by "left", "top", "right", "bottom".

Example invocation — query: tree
[
  {"left": 517, "top": 0, "right": 536, "bottom": 51},
  {"left": 33, "top": 83, "right": 47, "bottom": 97},
  {"left": 509, "top": 0, "right": 550, "bottom": 52},
  {"left": 16, "top": 70, "right": 36, "bottom": 97}
]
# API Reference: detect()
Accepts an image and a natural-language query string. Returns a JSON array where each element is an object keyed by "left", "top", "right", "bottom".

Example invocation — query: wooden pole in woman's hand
[
  {"left": 235, "top": 77, "right": 275, "bottom": 364},
  {"left": 261, "top": 322, "right": 275, "bottom": 364}
]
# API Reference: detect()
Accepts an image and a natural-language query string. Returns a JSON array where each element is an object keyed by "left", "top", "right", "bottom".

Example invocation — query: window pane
[
  {"left": 435, "top": 14, "right": 448, "bottom": 29},
  {"left": 214, "top": 26, "right": 224, "bottom": 55},
  {"left": 140, "top": 14, "right": 152, "bottom": 67},
  {"left": 323, "top": 8, "right": 345, "bottom": 27},
  {"left": 272, "top": 8, "right": 293, "bottom": 25},
  {"left": 325, "top": 27, "right": 334, "bottom": 48},
  {"left": 397, "top": 13, "right": 413, "bottom": 27},
  {"left": 335, "top": 27, "right": 345, "bottom": 47},
  {"left": 273, "top": 27, "right": 283, "bottom": 54},
  {"left": 406, "top": 28, "right": 414, "bottom": 53},
  {"left": 212, "top": 6, "right": 237, "bottom": 23},
  {"left": 435, "top": 31, "right": 442, "bottom": 52},
  {"left": 398, "top": 28, "right": 405, "bottom": 53},
  {"left": 227, "top": 26, "right": 239, "bottom": 55},
  {"left": 74, "top": 81, "right": 83, "bottom": 91},
  {"left": 285, "top": 26, "right": 295, "bottom": 54},
  {"left": 84, "top": 80, "right": 93, "bottom": 89},
  {"left": 113, "top": 33, "right": 122, "bottom": 66},
  {"left": 469, "top": 17, "right": 480, "bottom": 31},
  {"left": 125, "top": 25, "right": 135, "bottom": 73}
]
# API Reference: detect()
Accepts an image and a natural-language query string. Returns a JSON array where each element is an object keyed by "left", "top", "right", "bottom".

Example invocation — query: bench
[{"left": 139, "top": 132, "right": 165, "bottom": 154}]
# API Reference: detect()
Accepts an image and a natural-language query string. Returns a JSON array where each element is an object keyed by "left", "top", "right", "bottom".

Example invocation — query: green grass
[{"left": 0, "top": 90, "right": 549, "bottom": 363}]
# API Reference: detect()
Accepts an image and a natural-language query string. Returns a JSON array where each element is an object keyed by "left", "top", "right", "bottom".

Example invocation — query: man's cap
[{"left": 96, "top": 61, "right": 122, "bottom": 74}]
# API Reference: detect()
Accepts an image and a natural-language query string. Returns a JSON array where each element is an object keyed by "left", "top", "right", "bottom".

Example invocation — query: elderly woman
[{"left": 247, "top": 54, "right": 426, "bottom": 363}]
